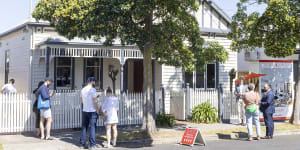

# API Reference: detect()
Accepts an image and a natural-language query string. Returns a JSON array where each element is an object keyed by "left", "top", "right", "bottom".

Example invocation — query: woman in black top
[{"left": 33, "top": 81, "right": 44, "bottom": 137}]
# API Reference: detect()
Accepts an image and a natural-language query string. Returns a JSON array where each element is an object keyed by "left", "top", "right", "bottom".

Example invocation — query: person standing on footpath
[
  {"left": 38, "top": 78, "right": 54, "bottom": 140},
  {"left": 79, "top": 77, "right": 99, "bottom": 150},
  {"left": 260, "top": 83, "right": 275, "bottom": 139},
  {"left": 33, "top": 81, "right": 45, "bottom": 137},
  {"left": 234, "top": 76, "right": 248, "bottom": 125},
  {"left": 242, "top": 83, "right": 261, "bottom": 141},
  {"left": 1, "top": 78, "right": 17, "bottom": 94},
  {"left": 102, "top": 87, "right": 119, "bottom": 148}
]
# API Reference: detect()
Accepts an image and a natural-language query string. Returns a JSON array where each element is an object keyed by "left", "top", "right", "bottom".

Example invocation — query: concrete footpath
[{"left": 1, "top": 122, "right": 300, "bottom": 150}]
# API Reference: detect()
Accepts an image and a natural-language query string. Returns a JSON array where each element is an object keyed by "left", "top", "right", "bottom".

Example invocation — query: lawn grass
[
  {"left": 153, "top": 123, "right": 300, "bottom": 139},
  {"left": 0, "top": 143, "right": 3, "bottom": 150},
  {"left": 96, "top": 123, "right": 300, "bottom": 141},
  {"left": 194, "top": 123, "right": 300, "bottom": 136}
]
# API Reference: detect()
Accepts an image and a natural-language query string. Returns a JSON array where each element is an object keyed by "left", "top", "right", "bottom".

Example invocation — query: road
[
  {"left": 116, "top": 134, "right": 300, "bottom": 150},
  {"left": 2, "top": 133, "right": 300, "bottom": 150}
]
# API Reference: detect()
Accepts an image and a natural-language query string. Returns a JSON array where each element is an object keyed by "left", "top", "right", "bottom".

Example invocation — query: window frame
[
  {"left": 184, "top": 63, "right": 217, "bottom": 90},
  {"left": 84, "top": 58, "right": 101, "bottom": 89},
  {"left": 55, "top": 57, "right": 73, "bottom": 89},
  {"left": 206, "top": 63, "right": 216, "bottom": 89},
  {"left": 4, "top": 50, "right": 10, "bottom": 84}
]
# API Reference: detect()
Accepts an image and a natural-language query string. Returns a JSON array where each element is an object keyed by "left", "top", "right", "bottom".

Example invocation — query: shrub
[
  {"left": 155, "top": 113, "right": 175, "bottom": 127},
  {"left": 191, "top": 102, "right": 218, "bottom": 123}
]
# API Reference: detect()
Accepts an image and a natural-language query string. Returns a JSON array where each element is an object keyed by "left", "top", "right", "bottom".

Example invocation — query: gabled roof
[
  {"left": 0, "top": 20, "right": 50, "bottom": 38},
  {"left": 0, "top": 1, "right": 232, "bottom": 38},
  {"left": 208, "top": 0, "right": 232, "bottom": 23}
]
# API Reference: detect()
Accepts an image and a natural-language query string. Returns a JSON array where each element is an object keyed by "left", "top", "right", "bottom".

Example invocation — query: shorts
[{"left": 40, "top": 108, "right": 52, "bottom": 118}]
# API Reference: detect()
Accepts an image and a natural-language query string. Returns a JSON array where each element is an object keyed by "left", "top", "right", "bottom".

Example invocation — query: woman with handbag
[
  {"left": 101, "top": 87, "right": 119, "bottom": 148},
  {"left": 38, "top": 78, "right": 54, "bottom": 140},
  {"left": 32, "top": 81, "right": 45, "bottom": 137},
  {"left": 242, "top": 83, "right": 261, "bottom": 141}
]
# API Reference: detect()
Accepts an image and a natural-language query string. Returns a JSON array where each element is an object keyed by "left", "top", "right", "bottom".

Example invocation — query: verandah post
[
  {"left": 160, "top": 84, "right": 165, "bottom": 114},
  {"left": 120, "top": 49, "right": 125, "bottom": 102},
  {"left": 46, "top": 47, "right": 51, "bottom": 78},
  {"left": 218, "top": 83, "right": 223, "bottom": 123},
  {"left": 186, "top": 83, "right": 190, "bottom": 120}
]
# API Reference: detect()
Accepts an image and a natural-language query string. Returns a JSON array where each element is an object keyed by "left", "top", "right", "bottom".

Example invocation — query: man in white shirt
[
  {"left": 79, "top": 77, "right": 99, "bottom": 150},
  {"left": 234, "top": 76, "right": 248, "bottom": 125},
  {"left": 1, "top": 79, "right": 17, "bottom": 94}
]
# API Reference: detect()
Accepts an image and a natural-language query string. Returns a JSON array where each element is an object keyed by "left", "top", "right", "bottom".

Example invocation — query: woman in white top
[{"left": 101, "top": 87, "right": 119, "bottom": 148}]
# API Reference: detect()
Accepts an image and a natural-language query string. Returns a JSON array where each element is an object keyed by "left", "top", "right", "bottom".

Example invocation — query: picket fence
[
  {"left": 0, "top": 92, "right": 144, "bottom": 134},
  {"left": 170, "top": 88, "right": 218, "bottom": 120},
  {"left": 190, "top": 89, "right": 218, "bottom": 111},
  {"left": 221, "top": 91, "right": 239, "bottom": 121}
]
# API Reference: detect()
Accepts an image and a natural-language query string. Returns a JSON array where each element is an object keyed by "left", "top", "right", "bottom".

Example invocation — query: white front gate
[
  {"left": 170, "top": 88, "right": 218, "bottom": 120},
  {"left": 170, "top": 90, "right": 186, "bottom": 120}
]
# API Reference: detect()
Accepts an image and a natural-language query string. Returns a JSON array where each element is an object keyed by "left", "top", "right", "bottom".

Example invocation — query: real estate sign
[
  {"left": 259, "top": 60, "right": 294, "bottom": 120},
  {"left": 180, "top": 128, "right": 206, "bottom": 146}
]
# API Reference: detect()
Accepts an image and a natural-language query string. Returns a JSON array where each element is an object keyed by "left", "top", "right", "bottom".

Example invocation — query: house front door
[{"left": 134, "top": 60, "right": 143, "bottom": 92}]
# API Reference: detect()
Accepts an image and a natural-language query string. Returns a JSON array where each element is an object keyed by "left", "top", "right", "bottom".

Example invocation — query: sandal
[{"left": 45, "top": 136, "right": 53, "bottom": 140}]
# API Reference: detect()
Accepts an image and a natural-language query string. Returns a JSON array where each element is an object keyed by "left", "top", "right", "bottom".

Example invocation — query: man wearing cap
[{"left": 79, "top": 77, "right": 99, "bottom": 150}]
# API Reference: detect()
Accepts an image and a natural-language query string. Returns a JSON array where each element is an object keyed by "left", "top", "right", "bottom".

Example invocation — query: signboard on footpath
[
  {"left": 259, "top": 60, "right": 294, "bottom": 121},
  {"left": 180, "top": 128, "right": 206, "bottom": 146}
]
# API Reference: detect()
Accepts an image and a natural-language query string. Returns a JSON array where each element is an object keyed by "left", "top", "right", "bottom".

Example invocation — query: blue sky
[{"left": 0, "top": 0, "right": 266, "bottom": 34}]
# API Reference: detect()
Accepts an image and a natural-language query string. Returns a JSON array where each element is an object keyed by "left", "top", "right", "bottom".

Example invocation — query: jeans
[
  {"left": 245, "top": 109, "right": 261, "bottom": 137},
  {"left": 263, "top": 112, "right": 274, "bottom": 137},
  {"left": 80, "top": 112, "right": 98, "bottom": 147}
]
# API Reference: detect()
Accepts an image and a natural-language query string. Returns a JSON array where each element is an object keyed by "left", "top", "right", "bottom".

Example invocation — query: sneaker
[
  {"left": 45, "top": 136, "right": 54, "bottom": 140},
  {"left": 247, "top": 136, "right": 252, "bottom": 141},
  {"left": 256, "top": 136, "right": 260, "bottom": 140},
  {"left": 89, "top": 146, "right": 97, "bottom": 150},
  {"left": 112, "top": 140, "right": 117, "bottom": 147},
  {"left": 79, "top": 145, "right": 85, "bottom": 149},
  {"left": 107, "top": 144, "right": 113, "bottom": 148}
]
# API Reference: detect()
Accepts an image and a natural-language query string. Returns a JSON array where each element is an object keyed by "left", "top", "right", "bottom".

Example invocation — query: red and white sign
[
  {"left": 259, "top": 60, "right": 294, "bottom": 121},
  {"left": 180, "top": 128, "right": 206, "bottom": 146}
]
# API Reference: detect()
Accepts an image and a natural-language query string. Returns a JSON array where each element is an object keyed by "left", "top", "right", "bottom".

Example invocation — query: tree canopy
[
  {"left": 228, "top": 0, "right": 300, "bottom": 125},
  {"left": 33, "top": 0, "right": 230, "bottom": 132},
  {"left": 33, "top": 0, "right": 228, "bottom": 72},
  {"left": 228, "top": 0, "right": 300, "bottom": 57}
]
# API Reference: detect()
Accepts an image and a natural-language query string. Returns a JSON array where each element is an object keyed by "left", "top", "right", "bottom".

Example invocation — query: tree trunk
[
  {"left": 292, "top": 54, "right": 300, "bottom": 125},
  {"left": 141, "top": 11, "right": 157, "bottom": 134},
  {"left": 141, "top": 48, "right": 157, "bottom": 133}
]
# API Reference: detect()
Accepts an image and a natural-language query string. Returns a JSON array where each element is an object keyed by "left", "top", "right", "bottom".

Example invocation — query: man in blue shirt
[{"left": 260, "top": 83, "right": 275, "bottom": 139}]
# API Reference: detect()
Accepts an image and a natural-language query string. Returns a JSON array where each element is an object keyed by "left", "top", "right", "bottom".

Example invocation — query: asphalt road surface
[{"left": 115, "top": 134, "right": 300, "bottom": 150}]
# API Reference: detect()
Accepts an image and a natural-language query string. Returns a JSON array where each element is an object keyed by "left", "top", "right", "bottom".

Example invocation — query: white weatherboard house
[{"left": 0, "top": 0, "right": 236, "bottom": 114}]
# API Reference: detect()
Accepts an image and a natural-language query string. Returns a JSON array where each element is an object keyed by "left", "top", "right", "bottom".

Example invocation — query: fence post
[
  {"left": 218, "top": 84, "right": 223, "bottom": 123},
  {"left": 186, "top": 83, "right": 190, "bottom": 120},
  {"left": 160, "top": 84, "right": 165, "bottom": 114}
]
